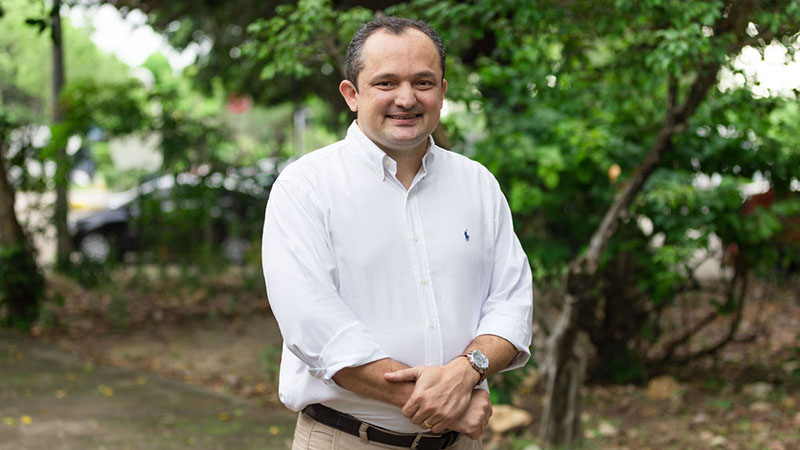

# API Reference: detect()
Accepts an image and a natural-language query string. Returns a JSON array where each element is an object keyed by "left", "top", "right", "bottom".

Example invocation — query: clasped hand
[{"left": 384, "top": 359, "right": 491, "bottom": 438}]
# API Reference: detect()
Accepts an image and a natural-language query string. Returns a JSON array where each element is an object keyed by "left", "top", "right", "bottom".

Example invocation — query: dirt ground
[
  {"left": 27, "top": 268, "right": 800, "bottom": 449},
  {"left": 0, "top": 333, "right": 297, "bottom": 450}
]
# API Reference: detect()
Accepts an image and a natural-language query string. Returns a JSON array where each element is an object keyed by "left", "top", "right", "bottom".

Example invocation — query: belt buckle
[
  {"left": 358, "top": 423, "right": 370, "bottom": 443},
  {"left": 410, "top": 433, "right": 424, "bottom": 449},
  {"left": 411, "top": 430, "right": 454, "bottom": 450}
]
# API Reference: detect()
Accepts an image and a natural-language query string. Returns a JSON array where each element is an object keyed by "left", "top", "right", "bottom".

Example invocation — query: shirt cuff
[
  {"left": 308, "top": 322, "right": 389, "bottom": 386},
  {"left": 474, "top": 380, "right": 489, "bottom": 392},
  {"left": 475, "top": 315, "right": 532, "bottom": 372}
]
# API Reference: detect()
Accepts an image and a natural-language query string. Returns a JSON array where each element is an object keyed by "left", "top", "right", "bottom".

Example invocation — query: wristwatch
[{"left": 462, "top": 350, "right": 489, "bottom": 384}]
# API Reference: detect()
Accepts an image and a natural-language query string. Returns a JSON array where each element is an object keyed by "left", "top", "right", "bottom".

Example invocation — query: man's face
[{"left": 339, "top": 29, "right": 447, "bottom": 159}]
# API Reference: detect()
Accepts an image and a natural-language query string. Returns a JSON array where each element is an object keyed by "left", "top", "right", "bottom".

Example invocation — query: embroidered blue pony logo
[{"left": 464, "top": 229, "right": 470, "bottom": 242}]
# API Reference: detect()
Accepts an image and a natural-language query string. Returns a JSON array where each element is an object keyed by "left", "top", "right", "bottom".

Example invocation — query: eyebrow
[{"left": 369, "top": 70, "right": 438, "bottom": 81}]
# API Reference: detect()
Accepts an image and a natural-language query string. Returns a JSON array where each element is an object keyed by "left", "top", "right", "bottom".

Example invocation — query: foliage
[
  {"left": 61, "top": 258, "right": 113, "bottom": 289},
  {"left": 260, "top": 344, "right": 282, "bottom": 386},
  {"left": 0, "top": 0, "right": 131, "bottom": 122},
  {"left": 488, "top": 355, "right": 537, "bottom": 405},
  {"left": 0, "top": 244, "right": 44, "bottom": 330},
  {"left": 132, "top": 178, "right": 266, "bottom": 268},
  {"left": 245, "top": 0, "right": 373, "bottom": 130},
  {"left": 101, "top": 0, "right": 402, "bottom": 108}
]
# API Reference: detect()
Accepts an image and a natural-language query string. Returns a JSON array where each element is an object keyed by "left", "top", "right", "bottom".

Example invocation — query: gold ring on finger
[{"left": 423, "top": 420, "right": 432, "bottom": 429}]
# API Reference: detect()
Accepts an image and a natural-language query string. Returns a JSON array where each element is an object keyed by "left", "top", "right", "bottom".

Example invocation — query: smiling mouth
[{"left": 386, "top": 113, "right": 422, "bottom": 120}]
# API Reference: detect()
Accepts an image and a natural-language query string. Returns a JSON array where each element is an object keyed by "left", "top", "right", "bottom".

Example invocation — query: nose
[{"left": 394, "top": 83, "right": 417, "bottom": 109}]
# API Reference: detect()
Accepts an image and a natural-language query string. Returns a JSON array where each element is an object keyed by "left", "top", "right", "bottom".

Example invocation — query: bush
[{"left": 0, "top": 244, "right": 44, "bottom": 330}]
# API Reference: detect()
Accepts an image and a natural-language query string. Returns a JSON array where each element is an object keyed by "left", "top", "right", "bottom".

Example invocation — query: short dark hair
[{"left": 344, "top": 17, "right": 446, "bottom": 89}]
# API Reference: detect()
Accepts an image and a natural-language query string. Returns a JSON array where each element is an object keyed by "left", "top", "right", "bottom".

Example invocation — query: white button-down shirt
[{"left": 262, "top": 122, "right": 533, "bottom": 432}]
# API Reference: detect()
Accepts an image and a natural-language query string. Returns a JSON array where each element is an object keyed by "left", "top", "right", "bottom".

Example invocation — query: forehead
[{"left": 360, "top": 29, "right": 442, "bottom": 78}]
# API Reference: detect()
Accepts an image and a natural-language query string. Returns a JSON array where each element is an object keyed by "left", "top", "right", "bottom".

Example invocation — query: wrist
[
  {"left": 451, "top": 354, "right": 482, "bottom": 386},
  {"left": 461, "top": 350, "right": 489, "bottom": 385}
]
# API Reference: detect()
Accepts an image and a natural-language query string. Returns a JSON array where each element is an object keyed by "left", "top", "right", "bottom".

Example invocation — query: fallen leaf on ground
[
  {"left": 710, "top": 435, "right": 727, "bottom": 447},
  {"left": 598, "top": 420, "right": 618, "bottom": 437},
  {"left": 269, "top": 426, "right": 279, "bottom": 435},
  {"left": 743, "top": 382, "right": 774, "bottom": 400},
  {"left": 97, "top": 385, "right": 114, "bottom": 396},
  {"left": 750, "top": 401, "right": 772, "bottom": 413},
  {"left": 488, "top": 404, "right": 532, "bottom": 434},
  {"left": 647, "top": 376, "right": 681, "bottom": 400}
]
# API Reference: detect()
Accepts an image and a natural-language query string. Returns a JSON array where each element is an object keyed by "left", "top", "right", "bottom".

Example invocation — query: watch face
[{"left": 471, "top": 351, "right": 489, "bottom": 370}]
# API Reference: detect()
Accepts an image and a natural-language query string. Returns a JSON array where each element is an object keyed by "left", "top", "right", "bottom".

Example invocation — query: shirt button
[
  {"left": 383, "top": 159, "right": 391, "bottom": 167},
  {"left": 413, "top": 235, "right": 419, "bottom": 242},
  {"left": 428, "top": 322, "right": 435, "bottom": 329},
  {"left": 421, "top": 279, "right": 427, "bottom": 286}
]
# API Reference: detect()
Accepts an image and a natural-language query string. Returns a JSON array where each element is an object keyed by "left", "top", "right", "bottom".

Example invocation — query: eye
[
  {"left": 417, "top": 80, "right": 435, "bottom": 89},
  {"left": 375, "top": 81, "right": 395, "bottom": 89}
]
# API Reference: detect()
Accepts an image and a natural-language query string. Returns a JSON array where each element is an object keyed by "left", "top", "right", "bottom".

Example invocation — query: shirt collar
[{"left": 345, "top": 121, "right": 437, "bottom": 182}]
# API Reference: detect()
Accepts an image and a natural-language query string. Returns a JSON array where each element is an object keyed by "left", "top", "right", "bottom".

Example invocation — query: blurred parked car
[{"left": 70, "top": 161, "right": 282, "bottom": 264}]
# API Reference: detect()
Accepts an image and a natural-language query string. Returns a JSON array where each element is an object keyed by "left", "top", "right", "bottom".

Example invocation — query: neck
[{"left": 384, "top": 143, "right": 427, "bottom": 190}]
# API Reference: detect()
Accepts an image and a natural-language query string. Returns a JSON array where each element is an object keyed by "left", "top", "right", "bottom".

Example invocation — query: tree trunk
[
  {"left": 540, "top": 2, "right": 756, "bottom": 443},
  {"left": 0, "top": 143, "right": 26, "bottom": 245},
  {"left": 51, "top": 0, "right": 71, "bottom": 270},
  {"left": 540, "top": 296, "right": 590, "bottom": 443},
  {"left": 0, "top": 134, "right": 43, "bottom": 328}
]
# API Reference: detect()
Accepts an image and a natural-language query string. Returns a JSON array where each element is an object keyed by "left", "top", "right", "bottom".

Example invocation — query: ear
[
  {"left": 339, "top": 80, "right": 359, "bottom": 112},
  {"left": 440, "top": 79, "right": 448, "bottom": 106}
]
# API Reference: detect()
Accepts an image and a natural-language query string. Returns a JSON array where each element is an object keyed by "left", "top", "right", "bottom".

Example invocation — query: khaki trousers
[{"left": 291, "top": 412, "right": 483, "bottom": 450}]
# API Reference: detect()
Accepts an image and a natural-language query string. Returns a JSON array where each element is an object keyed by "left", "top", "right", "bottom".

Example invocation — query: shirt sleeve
[
  {"left": 262, "top": 178, "right": 389, "bottom": 385},
  {"left": 474, "top": 176, "right": 534, "bottom": 371}
]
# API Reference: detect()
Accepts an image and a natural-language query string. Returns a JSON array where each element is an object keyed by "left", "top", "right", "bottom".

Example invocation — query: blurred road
[{"left": 0, "top": 332, "right": 297, "bottom": 450}]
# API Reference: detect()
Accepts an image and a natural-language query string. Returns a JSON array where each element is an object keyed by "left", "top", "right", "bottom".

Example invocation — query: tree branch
[
  {"left": 669, "top": 267, "right": 749, "bottom": 365},
  {"left": 576, "top": 0, "right": 758, "bottom": 280},
  {"left": 323, "top": 35, "right": 347, "bottom": 79}
]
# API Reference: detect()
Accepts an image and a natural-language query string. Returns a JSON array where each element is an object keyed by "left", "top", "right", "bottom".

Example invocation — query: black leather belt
[{"left": 302, "top": 403, "right": 461, "bottom": 449}]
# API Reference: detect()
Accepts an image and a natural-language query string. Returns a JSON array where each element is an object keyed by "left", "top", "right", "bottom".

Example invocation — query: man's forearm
[
  {"left": 332, "top": 358, "right": 415, "bottom": 407},
  {"left": 332, "top": 335, "right": 519, "bottom": 430},
  {"left": 464, "top": 334, "right": 520, "bottom": 380}
]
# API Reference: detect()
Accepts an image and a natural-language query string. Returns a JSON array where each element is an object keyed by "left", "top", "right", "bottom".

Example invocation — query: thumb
[{"left": 384, "top": 367, "right": 421, "bottom": 382}]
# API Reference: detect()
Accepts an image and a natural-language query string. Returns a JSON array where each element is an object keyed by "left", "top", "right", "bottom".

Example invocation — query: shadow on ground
[{"left": 0, "top": 332, "right": 297, "bottom": 450}]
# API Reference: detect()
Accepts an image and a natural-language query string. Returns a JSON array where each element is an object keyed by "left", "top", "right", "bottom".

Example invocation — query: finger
[
  {"left": 401, "top": 397, "right": 420, "bottom": 418},
  {"left": 410, "top": 407, "right": 434, "bottom": 426},
  {"left": 384, "top": 367, "right": 420, "bottom": 382}
]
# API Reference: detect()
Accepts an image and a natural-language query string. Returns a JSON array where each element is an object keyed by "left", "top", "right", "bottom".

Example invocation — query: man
[{"left": 262, "top": 17, "right": 533, "bottom": 450}]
